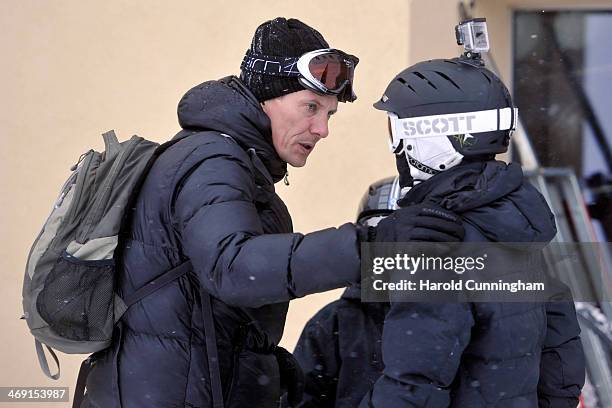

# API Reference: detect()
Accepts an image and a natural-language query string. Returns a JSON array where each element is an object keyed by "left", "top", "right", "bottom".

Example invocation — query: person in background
[
  {"left": 294, "top": 177, "right": 396, "bottom": 407},
  {"left": 295, "top": 57, "right": 585, "bottom": 407}
]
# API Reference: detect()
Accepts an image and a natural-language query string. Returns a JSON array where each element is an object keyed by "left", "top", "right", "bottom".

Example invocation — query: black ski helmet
[
  {"left": 356, "top": 176, "right": 400, "bottom": 225},
  {"left": 374, "top": 58, "right": 515, "bottom": 156}
]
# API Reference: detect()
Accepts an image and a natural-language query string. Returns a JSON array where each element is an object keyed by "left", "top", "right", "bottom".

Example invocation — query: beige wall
[{"left": 410, "top": 0, "right": 462, "bottom": 61}]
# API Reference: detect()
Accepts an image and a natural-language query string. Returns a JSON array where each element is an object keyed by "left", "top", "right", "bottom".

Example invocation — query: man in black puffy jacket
[
  {"left": 80, "top": 18, "right": 464, "bottom": 408},
  {"left": 295, "top": 59, "right": 585, "bottom": 407}
]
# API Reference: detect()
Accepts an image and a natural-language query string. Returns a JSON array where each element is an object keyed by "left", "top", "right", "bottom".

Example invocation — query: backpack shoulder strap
[
  {"left": 122, "top": 261, "right": 192, "bottom": 308},
  {"left": 120, "top": 130, "right": 224, "bottom": 406},
  {"left": 202, "top": 289, "right": 224, "bottom": 408},
  {"left": 121, "top": 260, "right": 224, "bottom": 407}
]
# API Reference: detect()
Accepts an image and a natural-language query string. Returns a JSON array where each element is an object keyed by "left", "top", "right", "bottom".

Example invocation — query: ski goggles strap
[
  {"left": 388, "top": 107, "right": 518, "bottom": 151},
  {"left": 240, "top": 50, "right": 302, "bottom": 77}
]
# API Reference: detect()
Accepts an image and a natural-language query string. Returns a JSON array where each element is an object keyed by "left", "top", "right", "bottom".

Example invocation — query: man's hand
[{"left": 375, "top": 204, "right": 465, "bottom": 242}]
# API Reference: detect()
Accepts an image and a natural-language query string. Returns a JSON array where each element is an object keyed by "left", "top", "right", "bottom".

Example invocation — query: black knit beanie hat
[{"left": 240, "top": 17, "right": 329, "bottom": 102}]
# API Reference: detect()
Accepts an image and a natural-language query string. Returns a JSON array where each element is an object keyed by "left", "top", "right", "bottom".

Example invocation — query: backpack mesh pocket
[{"left": 37, "top": 253, "right": 115, "bottom": 342}]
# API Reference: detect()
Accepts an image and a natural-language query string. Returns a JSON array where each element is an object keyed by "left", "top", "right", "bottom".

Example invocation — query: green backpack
[{"left": 21, "top": 130, "right": 190, "bottom": 379}]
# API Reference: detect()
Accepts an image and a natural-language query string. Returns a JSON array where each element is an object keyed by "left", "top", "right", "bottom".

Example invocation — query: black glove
[{"left": 374, "top": 204, "right": 465, "bottom": 242}]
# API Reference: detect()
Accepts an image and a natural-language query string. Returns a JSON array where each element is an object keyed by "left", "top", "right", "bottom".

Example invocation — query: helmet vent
[
  {"left": 434, "top": 71, "right": 461, "bottom": 90},
  {"left": 480, "top": 72, "right": 492, "bottom": 83},
  {"left": 397, "top": 77, "right": 417, "bottom": 93},
  {"left": 412, "top": 71, "right": 437, "bottom": 89}
]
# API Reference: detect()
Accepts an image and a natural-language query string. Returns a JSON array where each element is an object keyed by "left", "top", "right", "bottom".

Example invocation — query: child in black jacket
[{"left": 295, "top": 57, "right": 585, "bottom": 408}]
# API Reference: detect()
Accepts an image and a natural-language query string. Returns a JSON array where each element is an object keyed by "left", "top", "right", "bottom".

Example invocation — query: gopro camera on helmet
[{"left": 455, "top": 18, "right": 489, "bottom": 62}]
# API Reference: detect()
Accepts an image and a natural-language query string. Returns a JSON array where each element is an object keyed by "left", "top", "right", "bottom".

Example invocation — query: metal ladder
[{"left": 525, "top": 168, "right": 612, "bottom": 408}]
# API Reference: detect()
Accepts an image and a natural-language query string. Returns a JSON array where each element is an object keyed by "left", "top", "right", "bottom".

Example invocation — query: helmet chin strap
[
  {"left": 395, "top": 152, "right": 414, "bottom": 188},
  {"left": 395, "top": 154, "right": 423, "bottom": 202},
  {"left": 395, "top": 154, "right": 439, "bottom": 201}
]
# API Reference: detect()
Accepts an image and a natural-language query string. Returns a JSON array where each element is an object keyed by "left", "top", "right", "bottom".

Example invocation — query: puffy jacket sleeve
[
  {"left": 360, "top": 302, "right": 474, "bottom": 407},
  {"left": 172, "top": 140, "right": 360, "bottom": 308},
  {"left": 293, "top": 303, "right": 341, "bottom": 408},
  {"left": 538, "top": 298, "right": 585, "bottom": 407}
]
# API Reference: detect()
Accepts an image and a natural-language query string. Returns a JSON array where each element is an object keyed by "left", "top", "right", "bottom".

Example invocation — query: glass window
[{"left": 513, "top": 10, "right": 612, "bottom": 178}]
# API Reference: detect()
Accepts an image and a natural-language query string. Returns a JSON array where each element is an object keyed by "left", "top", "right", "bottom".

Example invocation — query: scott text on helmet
[{"left": 402, "top": 114, "right": 477, "bottom": 137}]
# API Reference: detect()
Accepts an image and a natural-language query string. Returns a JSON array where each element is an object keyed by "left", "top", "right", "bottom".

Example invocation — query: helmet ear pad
[{"left": 446, "top": 129, "right": 511, "bottom": 157}]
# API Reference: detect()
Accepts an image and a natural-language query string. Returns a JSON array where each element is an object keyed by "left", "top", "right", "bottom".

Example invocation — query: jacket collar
[{"left": 176, "top": 76, "right": 287, "bottom": 183}]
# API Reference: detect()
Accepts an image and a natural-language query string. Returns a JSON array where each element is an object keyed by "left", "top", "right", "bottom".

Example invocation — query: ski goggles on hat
[
  {"left": 387, "top": 107, "right": 518, "bottom": 152},
  {"left": 240, "top": 48, "right": 359, "bottom": 102}
]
